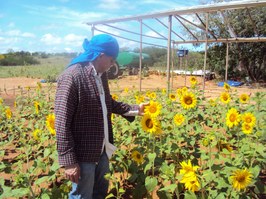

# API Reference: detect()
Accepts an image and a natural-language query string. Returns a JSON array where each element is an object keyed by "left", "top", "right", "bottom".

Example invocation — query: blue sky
[{"left": 0, "top": 0, "right": 206, "bottom": 53}]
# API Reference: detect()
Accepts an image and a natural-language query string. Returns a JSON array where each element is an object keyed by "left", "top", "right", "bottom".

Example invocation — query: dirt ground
[{"left": 0, "top": 75, "right": 265, "bottom": 107}]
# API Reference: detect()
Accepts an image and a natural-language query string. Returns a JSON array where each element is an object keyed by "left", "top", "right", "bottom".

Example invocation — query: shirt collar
[{"left": 90, "top": 62, "right": 102, "bottom": 78}]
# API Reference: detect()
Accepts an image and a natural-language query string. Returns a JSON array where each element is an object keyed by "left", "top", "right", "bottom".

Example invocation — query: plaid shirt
[{"left": 55, "top": 63, "right": 134, "bottom": 166}]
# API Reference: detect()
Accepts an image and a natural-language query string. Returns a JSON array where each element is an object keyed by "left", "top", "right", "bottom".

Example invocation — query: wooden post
[
  {"left": 203, "top": 12, "right": 209, "bottom": 92},
  {"left": 167, "top": 15, "right": 172, "bottom": 94},
  {"left": 139, "top": 19, "right": 143, "bottom": 92},
  {"left": 225, "top": 42, "right": 229, "bottom": 82}
]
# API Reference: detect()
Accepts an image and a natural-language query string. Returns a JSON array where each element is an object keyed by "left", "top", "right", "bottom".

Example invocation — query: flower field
[{"left": 0, "top": 78, "right": 265, "bottom": 199}]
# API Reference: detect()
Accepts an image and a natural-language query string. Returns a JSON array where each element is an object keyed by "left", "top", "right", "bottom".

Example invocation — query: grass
[{"left": 0, "top": 56, "right": 70, "bottom": 80}]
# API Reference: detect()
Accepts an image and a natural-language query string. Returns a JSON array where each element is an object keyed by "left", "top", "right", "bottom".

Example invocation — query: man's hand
[
  {"left": 138, "top": 102, "right": 149, "bottom": 116},
  {"left": 65, "top": 163, "right": 80, "bottom": 183}
]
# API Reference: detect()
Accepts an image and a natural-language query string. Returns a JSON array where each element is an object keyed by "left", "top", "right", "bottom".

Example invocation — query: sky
[{"left": 0, "top": 0, "right": 209, "bottom": 53}]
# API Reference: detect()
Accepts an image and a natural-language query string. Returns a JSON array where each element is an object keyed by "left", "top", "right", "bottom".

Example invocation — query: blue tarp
[{"left": 218, "top": 80, "right": 244, "bottom": 87}]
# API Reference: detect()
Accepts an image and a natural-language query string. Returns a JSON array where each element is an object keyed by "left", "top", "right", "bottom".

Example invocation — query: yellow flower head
[
  {"left": 161, "top": 88, "right": 166, "bottom": 95},
  {"left": 180, "top": 92, "right": 197, "bottom": 109},
  {"left": 5, "top": 107, "right": 12, "bottom": 119},
  {"left": 26, "top": 86, "right": 31, "bottom": 91},
  {"left": 180, "top": 160, "right": 199, "bottom": 176},
  {"left": 182, "top": 86, "right": 188, "bottom": 93},
  {"left": 224, "top": 83, "right": 231, "bottom": 91},
  {"left": 239, "top": 93, "right": 250, "bottom": 104},
  {"left": 112, "top": 94, "right": 118, "bottom": 101},
  {"left": 32, "top": 129, "right": 41, "bottom": 140},
  {"left": 190, "top": 76, "right": 198, "bottom": 85},
  {"left": 226, "top": 108, "right": 241, "bottom": 128},
  {"left": 217, "top": 140, "right": 233, "bottom": 152},
  {"left": 169, "top": 93, "right": 177, "bottom": 101},
  {"left": 34, "top": 101, "right": 40, "bottom": 114},
  {"left": 135, "top": 95, "right": 145, "bottom": 104},
  {"left": 176, "top": 88, "right": 183, "bottom": 98},
  {"left": 180, "top": 172, "right": 200, "bottom": 192},
  {"left": 230, "top": 168, "right": 252, "bottom": 191},
  {"left": 242, "top": 112, "right": 256, "bottom": 127},
  {"left": 144, "top": 101, "right": 162, "bottom": 117},
  {"left": 149, "top": 92, "right": 156, "bottom": 99},
  {"left": 173, "top": 113, "right": 185, "bottom": 126},
  {"left": 242, "top": 123, "right": 253, "bottom": 134},
  {"left": 220, "top": 92, "right": 231, "bottom": 104},
  {"left": 46, "top": 113, "right": 56, "bottom": 135},
  {"left": 131, "top": 150, "right": 144, "bottom": 164},
  {"left": 209, "top": 98, "right": 217, "bottom": 107},
  {"left": 0, "top": 98, "right": 3, "bottom": 105},
  {"left": 141, "top": 114, "right": 161, "bottom": 135},
  {"left": 124, "top": 87, "right": 129, "bottom": 93}
]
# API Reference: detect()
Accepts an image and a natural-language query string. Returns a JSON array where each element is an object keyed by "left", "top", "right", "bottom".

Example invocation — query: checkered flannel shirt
[{"left": 55, "top": 63, "right": 135, "bottom": 166}]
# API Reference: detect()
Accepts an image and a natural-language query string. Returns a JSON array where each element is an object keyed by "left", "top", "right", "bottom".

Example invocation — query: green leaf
[
  {"left": 159, "top": 184, "right": 177, "bottom": 193},
  {"left": 148, "top": 152, "right": 156, "bottom": 162},
  {"left": 145, "top": 176, "right": 158, "bottom": 192},
  {"left": 10, "top": 188, "right": 29, "bottom": 197},
  {"left": 184, "top": 191, "right": 197, "bottom": 199},
  {"left": 34, "top": 175, "right": 50, "bottom": 185}
]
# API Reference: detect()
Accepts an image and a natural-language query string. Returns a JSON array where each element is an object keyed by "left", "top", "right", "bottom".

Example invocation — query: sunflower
[
  {"left": 46, "top": 114, "right": 56, "bottom": 135},
  {"left": 224, "top": 83, "right": 231, "bottom": 91},
  {"left": 131, "top": 150, "right": 144, "bottom": 164},
  {"left": 141, "top": 114, "right": 160, "bottom": 134},
  {"left": 242, "top": 112, "right": 256, "bottom": 127},
  {"left": 135, "top": 95, "right": 145, "bottom": 104},
  {"left": 0, "top": 98, "right": 3, "bottom": 105},
  {"left": 144, "top": 101, "right": 162, "bottom": 117},
  {"left": 173, "top": 113, "right": 185, "bottom": 126},
  {"left": 226, "top": 108, "right": 240, "bottom": 128},
  {"left": 230, "top": 168, "right": 252, "bottom": 191},
  {"left": 161, "top": 88, "right": 166, "bottom": 95},
  {"left": 216, "top": 140, "right": 233, "bottom": 152},
  {"left": 180, "top": 92, "right": 197, "bottom": 109},
  {"left": 32, "top": 129, "right": 41, "bottom": 140},
  {"left": 182, "top": 87, "right": 188, "bottom": 93},
  {"left": 180, "top": 172, "right": 200, "bottom": 192},
  {"left": 112, "top": 94, "right": 118, "bottom": 101},
  {"left": 190, "top": 76, "right": 198, "bottom": 85},
  {"left": 34, "top": 101, "right": 40, "bottom": 114},
  {"left": 124, "top": 87, "right": 129, "bottom": 93},
  {"left": 149, "top": 92, "right": 156, "bottom": 99},
  {"left": 208, "top": 98, "right": 216, "bottom": 107},
  {"left": 220, "top": 92, "right": 231, "bottom": 104},
  {"left": 176, "top": 88, "right": 183, "bottom": 98},
  {"left": 242, "top": 123, "right": 253, "bottom": 134},
  {"left": 5, "top": 107, "right": 12, "bottom": 119},
  {"left": 14, "top": 101, "right": 17, "bottom": 108},
  {"left": 239, "top": 93, "right": 250, "bottom": 104},
  {"left": 180, "top": 160, "right": 199, "bottom": 175},
  {"left": 169, "top": 93, "right": 177, "bottom": 101}
]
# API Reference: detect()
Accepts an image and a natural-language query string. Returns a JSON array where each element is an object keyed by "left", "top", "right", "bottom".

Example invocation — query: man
[{"left": 55, "top": 34, "right": 147, "bottom": 199}]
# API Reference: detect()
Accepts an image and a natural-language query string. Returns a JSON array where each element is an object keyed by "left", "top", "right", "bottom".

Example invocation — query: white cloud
[
  {"left": 64, "top": 34, "right": 84, "bottom": 46},
  {"left": 98, "top": 0, "right": 129, "bottom": 10},
  {"left": 6, "top": 30, "right": 21, "bottom": 36},
  {"left": 21, "top": 32, "right": 35, "bottom": 38},
  {"left": 41, "top": 33, "right": 62, "bottom": 45},
  {"left": 8, "top": 22, "right": 15, "bottom": 28}
]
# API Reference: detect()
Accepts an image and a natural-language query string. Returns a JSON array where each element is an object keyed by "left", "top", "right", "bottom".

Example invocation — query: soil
[{"left": 0, "top": 75, "right": 265, "bottom": 106}]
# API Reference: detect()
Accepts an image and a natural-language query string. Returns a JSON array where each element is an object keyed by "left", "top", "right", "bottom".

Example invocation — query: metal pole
[
  {"left": 225, "top": 42, "right": 229, "bottom": 82},
  {"left": 203, "top": 12, "right": 209, "bottom": 91},
  {"left": 91, "top": 24, "right": 95, "bottom": 37},
  {"left": 167, "top": 15, "right": 172, "bottom": 94},
  {"left": 171, "top": 42, "right": 175, "bottom": 90},
  {"left": 139, "top": 19, "right": 143, "bottom": 92}
]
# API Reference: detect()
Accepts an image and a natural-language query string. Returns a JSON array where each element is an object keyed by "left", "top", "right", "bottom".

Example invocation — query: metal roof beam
[
  {"left": 176, "top": 14, "right": 217, "bottom": 39},
  {"left": 86, "top": 0, "right": 266, "bottom": 25},
  {"left": 174, "top": 15, "right": 198, "bottom": 41},
  {"left": 101, "top": 23, "right": 166, "bottom": 40},
  {"left": 155, "top": 18, "right": 185, "bottom": 41},
  {"left": 173, "top": 37, "right": 266, "bottom": 44},
  {"left": 94, "top": 27, "right": 167, "bottom": 48}
]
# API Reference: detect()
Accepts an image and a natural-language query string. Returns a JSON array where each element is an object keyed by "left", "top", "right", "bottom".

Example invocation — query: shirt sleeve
[{"left": 55, "top": 73, "right": 78, "bottom": 167}]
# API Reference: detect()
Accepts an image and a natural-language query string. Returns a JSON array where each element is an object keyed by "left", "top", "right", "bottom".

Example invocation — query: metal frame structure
[{"left": 86, "top": 0, "right": 266, "bottom": 92}]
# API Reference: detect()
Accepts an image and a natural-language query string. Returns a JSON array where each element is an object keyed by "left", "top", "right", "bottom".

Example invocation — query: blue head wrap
[{"left": 69, "top": 34, "right": 119, "bottom": 66}]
